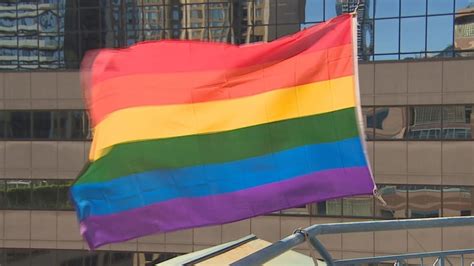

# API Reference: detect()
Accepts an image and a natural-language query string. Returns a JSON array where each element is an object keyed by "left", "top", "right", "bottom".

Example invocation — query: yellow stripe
[{"left": 90, "top": 75, "right": 355, "bottom": 161}]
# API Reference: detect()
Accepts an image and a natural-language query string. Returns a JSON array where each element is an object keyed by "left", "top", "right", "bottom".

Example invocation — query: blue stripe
[{"left": 71, "top": 137, "right": 367, "bottom": 220}]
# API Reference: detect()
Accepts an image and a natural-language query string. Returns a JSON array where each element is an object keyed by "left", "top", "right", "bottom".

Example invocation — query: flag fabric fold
[{"left": 71, "top": 13, "right": 376, "bottom": 249}]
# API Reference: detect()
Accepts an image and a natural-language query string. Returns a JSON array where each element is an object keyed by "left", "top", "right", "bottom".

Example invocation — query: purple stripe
[{"left": 80, "top": 166, "right": 374, "bottom": 249}]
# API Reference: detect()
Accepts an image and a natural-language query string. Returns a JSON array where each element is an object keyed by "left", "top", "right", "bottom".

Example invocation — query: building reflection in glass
[
  {"left": 443, "top": 186, "right": 474, "bottom": 217},
  {"left": 370, "top": 107, "right": 407, "bottom": 140},
  {"left": 455, "top": 3, "right": 474, "bottom": 56},
  {"left": 375, "top": 185, "right": 407, "bottom": 218},
  {"left": 0, "top": 0, "right": 65, "bottom": 70}
]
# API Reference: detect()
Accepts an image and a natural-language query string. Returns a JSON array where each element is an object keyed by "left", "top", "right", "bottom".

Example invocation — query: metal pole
[
  {"left": 233, "top": 216, "right": 474, "bottom": 266},
  {"left": 307, "top": 236, "right": 334, "bottom": 266}
]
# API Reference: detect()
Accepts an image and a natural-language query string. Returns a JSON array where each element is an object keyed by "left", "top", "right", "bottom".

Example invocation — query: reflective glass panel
[
  {"left": 312, "top": 199, "right": 342, "bottom": 216},
  {"left": 454, "top": 10, "right": 474, "bottom": 54},
  {"left": 56, "top": 249, "right": 84, "bottom": 266},
  {"left": 305, "top": 0, "right": 323, "bottom": 22},
  {"left": 442, "top": 105, "right": 473, "bottom": 139},
  {"left": 401, "top": 0, "right": 426, "bottom": 16},
  {"left": 374, "top": 18, "right": 399, "bottom": 54},
  {"left": 58, "top": 180, "right": 74, "bottom": 210},
  {"left": 6, "top": 249, "right": 30, "bottom": 266},
  {"left": 0, "top": 180, "right": 5, "bottom": 208},
  {"left": 408, "top": 185, "right": 441, "bottom": 218},
  {"left": 6, "top": 180, "right": 31, "bottom": 209},
  {"left": 363, "top": 107, "right": 375, "bottom": 140},
  {"left": 31, "top": 180, "right": 59, "bottom": 209},
  {"left": 324, "top": 0, "right": 337, "bottom": 20},
  {"left": 31, "top": 249, "right": 56, "bottom": 266},
  {"left": 375, "top": 185, "right": 407, "bottom": 218},
  {"left": 276, "top": 1, "right": 302, "bottom": 24},
  {"left": 32, "top": 111, "right": 57, "bottom": 139},
  {"left": 427, "top": 15, "right": 453, "bottom": 52},
  {"left": 5, "top": 111, "right": 31, "bottom": 139},
  {"left": 281, "top": 205, "right": 309, "bottom": 215},
  {"left": 375, "top": 0, "right": 400, "bottom": 18},
  {"left": 57, "top": 110, "right": 89, "bottom": 140},
  {"left": 456, "top": 0, "right": 473, "bottom": 13},
  {"left": 443, "top": 186, "right": 474, "bottom": 216},
  {"left": 373, "top": 107, "right": 407, "bottom": 140},
  {"left": 428, "top": 0, "right": 454, "bottom": 15},
  {"left": 110, "top": 252, "right": 135, "bottom": 265},
  {"left": 400, "top": 17, "right": 426, "bottom": 53},
  {"left": 407, "top": 106, "right": 442, "bottom": 140},
  {"left": 343, "top": 195, "right": 374, "bottom": 217}
]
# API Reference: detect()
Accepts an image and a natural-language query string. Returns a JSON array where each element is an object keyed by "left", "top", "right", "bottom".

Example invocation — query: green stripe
[{"left": 77, "top": 107, "right": 359, "bottom": 185}]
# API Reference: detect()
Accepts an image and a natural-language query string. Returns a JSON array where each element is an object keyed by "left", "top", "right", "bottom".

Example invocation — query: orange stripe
[{"left": 89, "top": 44, "right": 353, "bottom": 125}]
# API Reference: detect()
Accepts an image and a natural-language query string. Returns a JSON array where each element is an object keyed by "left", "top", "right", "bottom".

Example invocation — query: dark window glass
[
  {"left": 374, "top": 19, "right": 399, "bottom": 54},
  {"left": 31, "top": 249, "right": 56, "bottom": 266},
  {"left": 428, "top": 0, "right": 454, "bottom": 15},
  {"left": 57, "top": 111, "right": 89, "bottom": 140},
  {"left": 6, "top": 180, "right": 31, "bottom": 209},
  {"left": 343, "top": 195, "right": 374, "bottom": 217},
  {"left": 427, "top": 15, "right": 453, "bottom": 52},
  {"left": 110, "top": 251, "right": 135, "bottom": 265},
  {"left": 6, "top": 249, "right": 30, "bottom": 266},
  {"left": 58, "top": 180, "right": 74, "bottom": 210},
  {"left": 375, "top": 0, "right": 400, "bottom": 18},
  {"left": 442, "top": 105, "right": 473, "bottom": 139},
  {"left": 401, "top": 0, "right": 426, "bottom": 16},
  {"left": 57, "top": 249, "right": 85, "bottom": 266},
  {"left": 0, "top": 180, "right": 5, "bottom": 209},
  {"left": 0, "top": 111, "right": 6, "bottom": 138},
  {"left": 32, "top": 111, "right": 57, "bottom": 139},
  {"left": 5, "top": 111, "right": 31, "bottom": 139},
  {"left": 443, "top": 186, "right": 474, "bottom": 217},
  {"left": 281, "top": 205, "right": 309, "bottom": 215},
  {"left": 305, "top": 0, "right": 323, "bottom": 22},
  {"left": 407, "top": 106, "right": 442, "bottom": 140},
  {"left": 400, "top": 17, "right": 426, "bottom": 54},
  {"left": 373, "top": 107, "right": 407, "bottom": 140},
  {"left": 363, "top": 107, "right": 375, "bottom": 140},
  {"left": 31, "top": 180, "right": 59, "bottom": 209},
  {"left": 312, "top": 199, "right": 342, "bottom": 216},
  {"left": 408, "top": 185, "right": 441, "bottom": 218},
  {"left": 79, "top": 8, "right": 101, "bottom": 32},
  {"left": 375, "top": 185, "right": 407, "bottom": 218}
]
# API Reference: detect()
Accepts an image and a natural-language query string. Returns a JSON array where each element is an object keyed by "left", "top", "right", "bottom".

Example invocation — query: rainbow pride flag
[{"left": 71, "top": 14, "right": 376, "bottom": 249}]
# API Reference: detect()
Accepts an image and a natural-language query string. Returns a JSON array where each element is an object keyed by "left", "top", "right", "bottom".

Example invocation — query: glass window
[
  {"left": 32, "top": 111, "right": 57, "bottom": 139},
  {"left": 456, "top": 0, "right": 473, "bottom": 13},
  {"left": 31, "top": 249, "right": 56, "bottom": 266},
  {"left": 343, "top": 195, "right": 374, "bottom": 217},
  {"left": 375, "top": 185, "right": 407, "bottom": 218},
  {"left": 363, "top": 107, "right": 375, "bottom": 140},
  {"left": 407, "top": 106, "right": 442, "bottom": 140},
  {"left": 427, "top": 15, "right": 453, "bottom": 52},
  {"left": 31, "top": 180, "right": 59, "bottom": 210},
  {"left": 428, "top": 0, "right": 454, "bottom": 15},
  {"left": 443, "top": 186, "right": 474, "bottom": 217},
  {"left": 6, "top": 249, "right": 30, "bottom": 266},
  {"left": 408, "top": 185, "right": 441, "bottom": 218},
  {"left": 57, "top": 180, "right": 74, "bottom": 210},
  {"left": 401, "top": 0, "right": 426, "bottom": 17},
  {"left": 442, "top": 105, "right": 473, "bottom": 139},
  {"left": 5, "top": 111, "right": 31, "bottom": 139},
  {"left": 0, "top": 180, "right": 5, "bottom": 209},
  {"left": 305, "top": 0, "right": 323, "bottom": 22},
  {"left": 57, "top": 110, "right": 89, "bottom": 140},
  {"left": 56, "top": 249, "right": 85, "bottom": 266},
  {"left": 110, "top": 252, "right": 135, "bottom": 265},
  {"left": 276, "top": 1, "right": 300, "bottom": 24},
  {"left": 400, "top": 17, "right": 426, "bottom": 54},
  {"left": 281, "top": 205, "right": 309, "bottom": 215},
  {"left": 324, "top": 0, "right": 337, "bottom": 20},
  {"left": 312, "top": 199, "right": 342, "bottom": 216},
  {"left": 374, "top": 19, "right": 399, "bottom": 54},
  {"left": 373, "top": 107, "right": 407, "bottom": 140},
  {"left": 375, "top": 0, "right": 400, "bottom": 18},
  {"left": 6, "top": 180, "right": 31, "bottom": 209}
]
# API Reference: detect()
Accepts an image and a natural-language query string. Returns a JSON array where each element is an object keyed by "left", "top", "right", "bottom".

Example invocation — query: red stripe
[
  {"left": 88, "top": 44, "right": 353, "bottom": 125},
  {"left": 84, "top": 14, "right": 352, "bottom": 87}
]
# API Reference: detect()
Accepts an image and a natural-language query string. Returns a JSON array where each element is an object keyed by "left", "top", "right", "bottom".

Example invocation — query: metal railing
[{"left": 231, "top": 216, "right": 474, "bottom": 266}]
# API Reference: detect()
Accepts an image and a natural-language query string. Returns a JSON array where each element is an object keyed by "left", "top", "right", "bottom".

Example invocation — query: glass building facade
[{"left": 1, "top": 0, "right": 474, "bottom": 70}]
